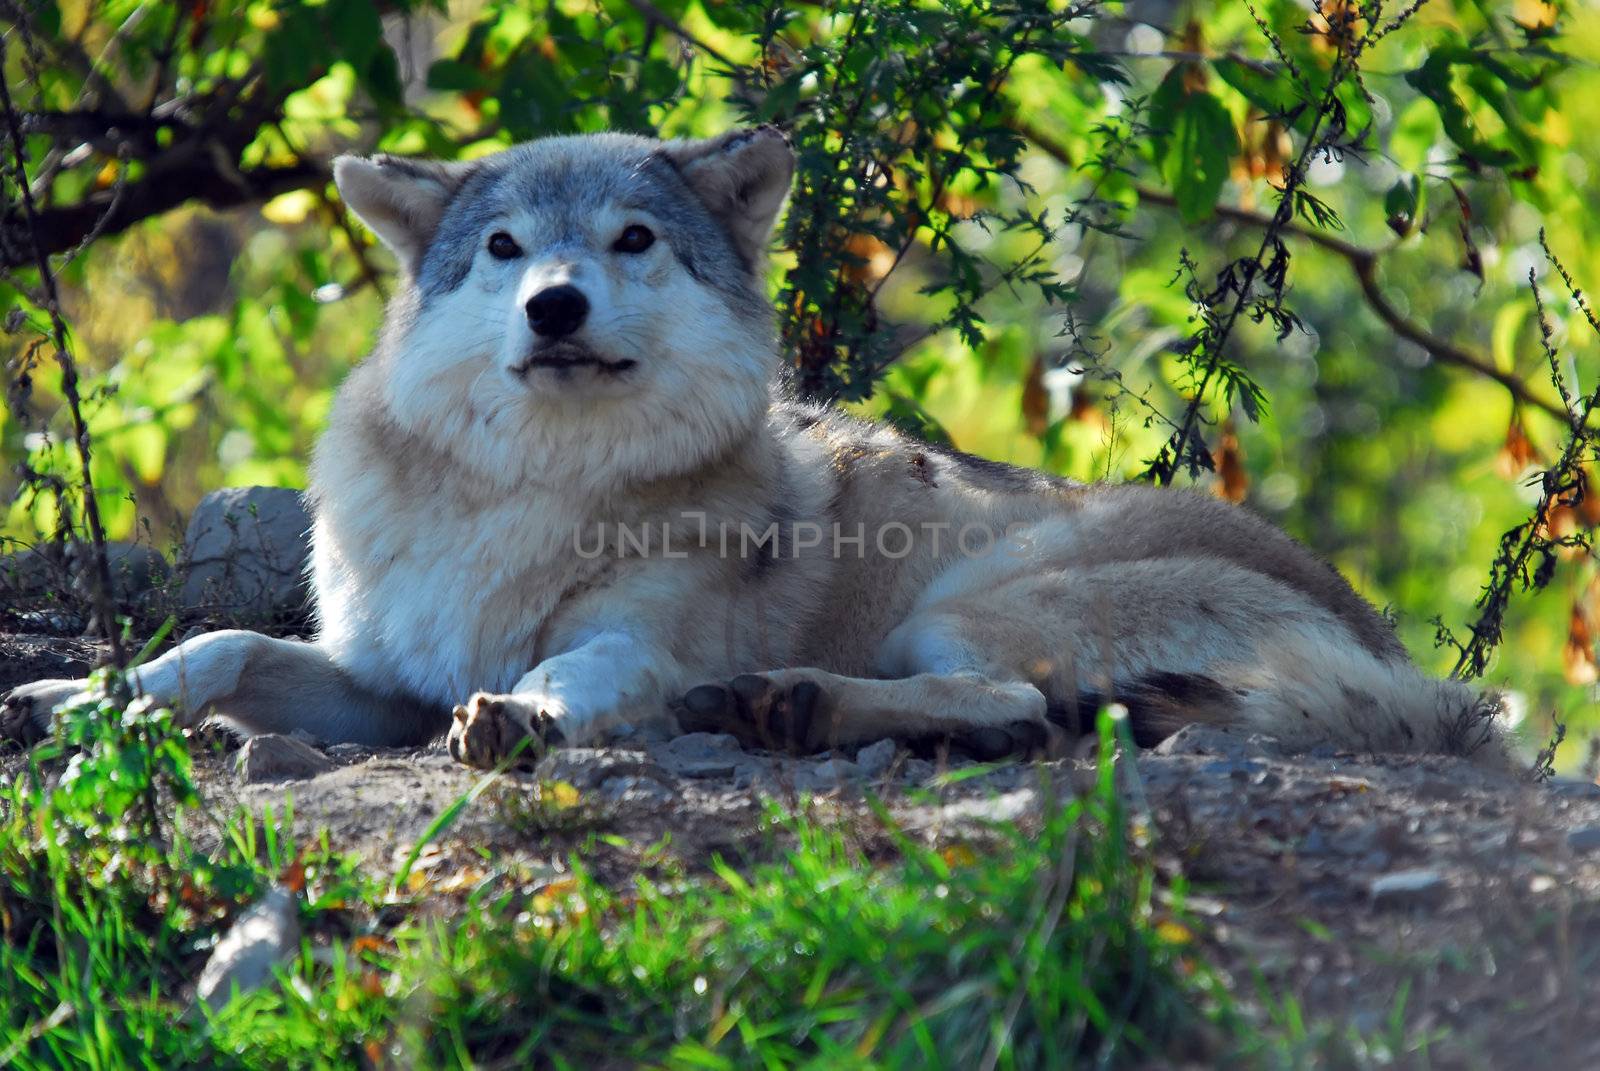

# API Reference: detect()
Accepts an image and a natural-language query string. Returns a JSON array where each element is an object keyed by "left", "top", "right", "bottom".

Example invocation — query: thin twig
[{"left": 0, "top": 32, "right": 126, "bottom": 665}]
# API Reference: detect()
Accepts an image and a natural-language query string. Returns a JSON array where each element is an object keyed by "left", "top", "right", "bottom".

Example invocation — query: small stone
[
  {"left": 235, "top": 733, "right": 334, "bottom": 783},
  {"left": 796, "top": 758, "right": 862, "bottom": 791},
  {"left": 854, "top": 739, "right": 898, "bottom": 778},
  {"left": 193, "top": 884, "right": 300, "bottom": 1012},
  {"left": 1, "top": 541, "right": 169, "bottom": 602},
  {"left": 535, "top": 748, "right": 665, "bottom": 791},
  {"left": 1566, "top": 827, "right": 1600, "bottom": 853},
  {"left": 599, "top": 774, "right": 676, "bottom": 807},
  {"left": 659, "top": 732, "right": 742, "bottom": 757},
  {"left": 654, "top": 732, "right": 743, "bottom": 778},
  {"left": 1368, "top": 868, "right": 1447, "bottom": 908},
  {"left": 673, "top": 759, "right": 739, "bottom": 780}
]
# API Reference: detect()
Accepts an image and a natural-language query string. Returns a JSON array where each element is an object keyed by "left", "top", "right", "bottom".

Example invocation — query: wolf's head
[{"left": 333, "top": 127, "right": 794, "bottom": 489}]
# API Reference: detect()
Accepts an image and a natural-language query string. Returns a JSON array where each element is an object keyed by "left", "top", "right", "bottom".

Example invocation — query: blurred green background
[{"left": 3, "top": 0, "right": 1597, "bottom": 762}]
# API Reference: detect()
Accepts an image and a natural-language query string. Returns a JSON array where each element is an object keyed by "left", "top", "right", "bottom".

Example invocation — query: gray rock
[
  {"left": 1, "top": 540, "right": 170, "bottom": 601},
  {"left": 1566, "top": 827, "right": 1600, "bottom": 853},
  {"left": 598, "top": 774, "right": 677, "bottom": 807},
  {"left": 534, "top": 748, "right": 668, "bottom": 791},
  {"left": 236, "top": 733, "right": 334, "bottom": 783},
  {"left": 795, "top": 758, "right": 862, "bottom": 792},
  {"left": 854, "top": 739, "right": 898, "bottom": 778},
  {"left": 658, "top": 732, "right": 741, "bottom": 756},
  {"left": 672, "top": 759, "right": 739, "bottom": 780},
  {"left": 193, "top": 884, "right": 300, "bottom": 1012},
  {"left": 1368, "top": 868, "right": 1448, "bottom": 908},
  {"left": 655, "top": 732, "right": 744, "bottom": 779},
  {"left": 1548, "top": 779, "right": 1600, "bottom": 800},
  {"left": 182, "top": 487, "right": 312, "bottom": 618}
]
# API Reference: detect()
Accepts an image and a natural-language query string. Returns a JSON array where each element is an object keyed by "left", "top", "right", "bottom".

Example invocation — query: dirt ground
[{"left": 4, "top": 633, "right": 1599, "bottom": 1066}]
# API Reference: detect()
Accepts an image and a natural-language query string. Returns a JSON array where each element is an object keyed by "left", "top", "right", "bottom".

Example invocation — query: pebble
[
  {"left": 653, "top": 732, "right": 745, "bottom": 779},
  {"left": 1368, "top": 868, "right": 1447, "bottom": 908},
  {"left": 796, "top": 758, "right": 862, "bottom": 792},
  {"left": 673, "top": 759, "right": 739, "bottom": 780},
  {"left": 535, "top": 748, "right": 665, "bottom": 791},
  {"left": 235, "top": 734, "right": 334, "bottom": 783},
  {"left": 854, "top": 739, "right": 898, "bottom": 778},
  {"left": 598, "top": 774, "right": 676, "bottom": 807}
]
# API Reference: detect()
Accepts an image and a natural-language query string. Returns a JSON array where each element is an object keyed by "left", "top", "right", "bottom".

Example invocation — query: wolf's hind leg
[
  {"left": 2, "top": 630, "right": 438, "bottom": 747},
  {"left": 673, "top": 669, "right": 1062, "bottom": 759}
]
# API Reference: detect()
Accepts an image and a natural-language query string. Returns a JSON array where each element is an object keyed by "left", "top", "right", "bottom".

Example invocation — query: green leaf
[
  {"left": 1405, "top": 47, "right": 1525, "bottom": 170},
  {"left": 1389, "top": 97, "right": 1440, "bottom": 172},
  {"left": 363, "top": 48, "right": 404, "bottom": 109},
  {"left": 1212, "top": 57, "right": 1301, "bottom": 123},
  {"left": 1160, "top": 87, "right": 1239, "bottom": 223},
  {"left": 427, "top": 59, "right": 484, "bottom": 92}
]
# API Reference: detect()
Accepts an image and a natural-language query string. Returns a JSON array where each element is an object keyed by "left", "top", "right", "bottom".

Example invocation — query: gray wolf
[{"left": 1, "top": 126, "right": 1505, "bottom": 769}]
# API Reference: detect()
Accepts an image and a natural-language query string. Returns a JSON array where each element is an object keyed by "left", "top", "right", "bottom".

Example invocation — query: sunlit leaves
[
  {"left": 1405, "top": 41, "right": 1552, "bottom": 178},
  {"left": 1148, "top": 68, "right": 1240, "bottom": 224}
]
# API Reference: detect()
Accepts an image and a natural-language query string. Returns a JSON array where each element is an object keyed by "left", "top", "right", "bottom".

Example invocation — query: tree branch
[
  {"left": 1, "top": 153, "right": 327, "bottom": 269},
  {"left": 1013, "top": 119, "right": 1577, "bottom": 428}
]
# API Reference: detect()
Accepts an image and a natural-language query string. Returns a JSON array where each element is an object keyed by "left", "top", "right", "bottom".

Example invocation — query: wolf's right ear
[
  {"left": 333, "top": 155, "right": 473, "bottom": 271},
  {"left": 662, "top": 126, "right": 795, "bottom": 266}
]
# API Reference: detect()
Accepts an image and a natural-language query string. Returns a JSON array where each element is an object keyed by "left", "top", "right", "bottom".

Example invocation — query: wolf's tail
[{"left": 1170, "top": 635, "right": 1511, "bottom": 769}]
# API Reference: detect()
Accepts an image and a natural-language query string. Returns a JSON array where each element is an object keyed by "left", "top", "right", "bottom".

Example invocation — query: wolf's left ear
[
  {"left": 662, "top": 126, "right": 795, "bottom": 265},
  {"left": 333, "top": 154, "right": 474, "bottom": 272}
]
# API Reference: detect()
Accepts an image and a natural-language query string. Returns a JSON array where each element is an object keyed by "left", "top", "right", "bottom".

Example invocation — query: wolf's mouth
[{"left": 513, "top": 344, "right": 637, "bottom": 377}]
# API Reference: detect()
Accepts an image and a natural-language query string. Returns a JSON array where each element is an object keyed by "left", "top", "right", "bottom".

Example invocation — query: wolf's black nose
[{"left": 525, "top": 285, "right": 589, "bottom": 339}]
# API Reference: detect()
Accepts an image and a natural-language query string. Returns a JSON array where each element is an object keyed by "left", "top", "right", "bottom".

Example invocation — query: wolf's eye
[
  {"left": 487, "top": 232, "right": 522, "bottom": 260},
  {"left": 613, "top": 224, "right": 655, "bottom": 254}
]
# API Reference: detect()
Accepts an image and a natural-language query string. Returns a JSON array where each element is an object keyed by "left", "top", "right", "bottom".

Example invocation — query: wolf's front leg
[
  {"left": 2, "top": 630, "right": 438, "bottom": 747},
  {"left": 447, "top": 629, "right": 682, "bottom": 768}
]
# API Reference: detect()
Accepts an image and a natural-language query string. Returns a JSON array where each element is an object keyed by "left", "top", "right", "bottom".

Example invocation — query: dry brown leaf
[
  {"left": 1021, "top": 355, "right": 1050, "bottom": 437},
  {"left": 1495, "top": 413, "right": 1541, "bottom": 478},
  {"left": 1565, "top": 596, "right": 1599, "bottom": 685},
  {"left": 1213, "top": 424, "right": 1248, "bottom": 504},
  {"left": 841, "top": 232, "right": 897, "bottom": 285}
]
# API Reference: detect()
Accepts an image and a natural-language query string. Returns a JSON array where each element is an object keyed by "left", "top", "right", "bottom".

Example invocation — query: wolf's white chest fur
[{"left": 312, "top": 474, "right": 592, "bottom": 706}]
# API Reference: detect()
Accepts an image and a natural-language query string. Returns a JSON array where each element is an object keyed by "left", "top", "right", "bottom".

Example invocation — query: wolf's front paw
[
  {"left": 1, "top": 679, "right": 86, "bottom": 748},
  {"left": 446, "top": 693, "right": 566, "bottom": 770},
  {"left": 671, "top": 673, "right": 828, "bottom": 754}
]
